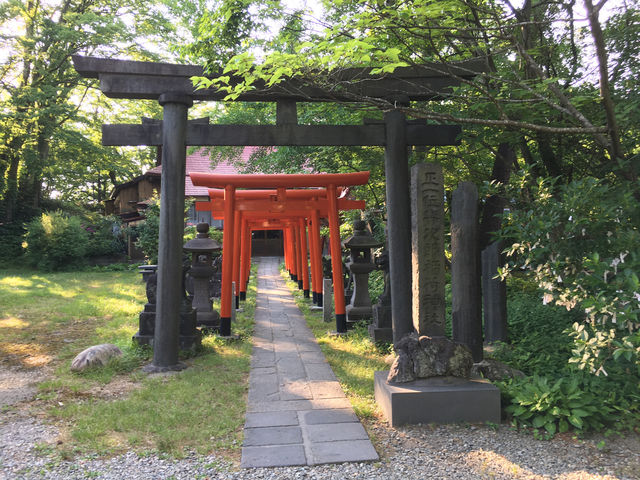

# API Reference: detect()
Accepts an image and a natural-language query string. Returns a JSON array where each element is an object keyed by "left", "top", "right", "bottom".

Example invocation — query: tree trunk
[{"left": 479, "top": 142, "right": 514, "bottom": 250}]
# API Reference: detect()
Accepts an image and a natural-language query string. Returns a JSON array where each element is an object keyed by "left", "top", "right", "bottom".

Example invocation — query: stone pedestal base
[
  {"left": 374, "top": 371, "right": 500, "bottom": 427},
  {"left": 368, "top": 325, "right": 393, "bottom": 343},
  {"left": 196, "top": 309, "right": 220, "bottom": 330},
  {"left": 133, "top": 306, "right": 202, "bottom": 351},
  {"left": 346, "top": 304, "right": 373, "bottom": 324},
  {"left": 368, "top": 304, "right": 392, "bottom": 342}
]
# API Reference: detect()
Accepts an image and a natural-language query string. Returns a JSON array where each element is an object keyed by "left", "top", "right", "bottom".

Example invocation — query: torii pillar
[{"left": 144, "top": 93, "right": 192, "bottom": 372}]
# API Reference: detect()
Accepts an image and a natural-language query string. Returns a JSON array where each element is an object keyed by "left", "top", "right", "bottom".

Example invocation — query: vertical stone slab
[
  {"left": 231, "top": 281, "right": 237, "bottom": 325},
  {"left": 410, "top": 163, "right": 446, "bottom": 337},
  {"left": 451, "top": 182, "right": 483, "bottom": 362},
  {"left": 482, "top": 241, "right": 507, "bottom": 343},
  {"left": 384, "top": 107, "right": 412, "bottom": 344},
  {"left": 323, "top": 278, "right": 334, "bottom": 323},
  {"left": 146, "top": 93, "right": 192, "bottom": 372}
]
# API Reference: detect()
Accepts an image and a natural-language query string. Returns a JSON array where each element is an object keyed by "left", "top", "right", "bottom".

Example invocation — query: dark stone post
[
  {"left": 384, "top": 106, "right": 413, "bottom": 345},
  {"left": 482, "top": 241, "right": 508, "bottom": 343},
  {"left": 145, "top": 93, "right": 192, "bottom": 372},
  {"left": 451, "top": 182, "right": 483, "bottom": 362}
]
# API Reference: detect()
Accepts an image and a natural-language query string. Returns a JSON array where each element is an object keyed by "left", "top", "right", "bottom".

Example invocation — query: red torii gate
[
  {"left": 200, "top": 187, "right": 349, "bottom": 305},
  {"left": 199, "top": 193, "right": 365, "bottom": 311},
  {"left": 190, "top": 171, "right": 369, "bottom": 335}
]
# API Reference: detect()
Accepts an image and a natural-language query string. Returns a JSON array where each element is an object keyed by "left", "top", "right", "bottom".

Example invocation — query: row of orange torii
[{"left": 189, "top": 170, "right": 371, "bottom": 335}]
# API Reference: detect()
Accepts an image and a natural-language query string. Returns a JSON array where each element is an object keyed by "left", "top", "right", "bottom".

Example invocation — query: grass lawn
[{"left": 0, "top": 266, "right": 256, "bottom": 460}]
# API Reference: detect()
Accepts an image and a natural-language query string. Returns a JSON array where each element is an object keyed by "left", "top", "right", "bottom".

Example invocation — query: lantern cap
[
  {"left": 184, "top": 222, "right": 221, "bottom": 252},
  {"left": 343, "top": 220, "right": 382, "bottom": 249}
]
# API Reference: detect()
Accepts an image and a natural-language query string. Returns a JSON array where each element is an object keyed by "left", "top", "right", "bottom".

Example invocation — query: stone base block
[
  {"left": 374, "top": 371, "right": 500, "bottom": 427},
  {"left": 133, "top": 332, "right": 201, "bottom": 351},
  {"left": 368, "top": 325, "right": 393, "bottom": 343}
]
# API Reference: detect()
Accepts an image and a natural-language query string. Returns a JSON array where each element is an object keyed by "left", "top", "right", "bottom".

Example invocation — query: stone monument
[
  {"left": 451, "top": 182, "right": 482, "bottom": 362},
  {"left": 410, "top": 163, "right": 446, "bottom": 336},
  {"left": 375, "top": 165, "right": 500, "bottom": 427}
]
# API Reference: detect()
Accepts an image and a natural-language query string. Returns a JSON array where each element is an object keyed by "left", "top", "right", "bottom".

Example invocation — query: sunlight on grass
[
  {"left": 0, "top": 276, "right": 34, "bottom": 287},
  {"left": 0, "top": 316, "right": 29, "bottom": 328}
]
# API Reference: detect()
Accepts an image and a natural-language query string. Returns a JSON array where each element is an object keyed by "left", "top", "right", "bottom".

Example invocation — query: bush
[
  {"left": 24, "top": 211, "right": 89, "bottom": 270},
  {"left": 493, "top": 289, "right": 580, "bottom": 376},
  {"left": 500, "top": 173, "right": 640, "bottom": 375},
  {"left": 85, "top": 215, "right": 126, "bottom": 258},
  {"left": 493, "top": 281, "right": 640, "bottom": 435}
]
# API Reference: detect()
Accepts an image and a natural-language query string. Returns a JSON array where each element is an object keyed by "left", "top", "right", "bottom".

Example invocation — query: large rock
[
  {"left": 71, "top": 344, "right": 122, "bottom": 372},
  {"left": 387, "top": 333, "right": 474, "bottom": 383}
]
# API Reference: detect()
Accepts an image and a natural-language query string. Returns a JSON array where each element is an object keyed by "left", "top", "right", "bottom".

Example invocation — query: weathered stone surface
[
  {"left": 451, "top": 181, "right": 483, "bottom": 362},
  {"left": 71, "top": 344, "right": 122, "bottom": 372},
  {"left": 471, "top": 358, "right": 525, "bottom": 381},
  {"left": 387, "top": 333, "right": 473, "bottom": 383},
  {"left": 410, "top": 163, "right": 446, "bottom": 337},
  {"left": 387, "top": 348, "right": 415, "bottom": 383}
]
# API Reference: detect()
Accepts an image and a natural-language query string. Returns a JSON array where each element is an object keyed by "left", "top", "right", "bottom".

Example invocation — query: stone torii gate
[{"left": 73, "top": 55, "right": 480, "bottom": 371}]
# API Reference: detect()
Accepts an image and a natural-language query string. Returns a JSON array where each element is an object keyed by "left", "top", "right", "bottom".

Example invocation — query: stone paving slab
[{"left": 241, "top": 257, "right": 379, "bottom": 468}]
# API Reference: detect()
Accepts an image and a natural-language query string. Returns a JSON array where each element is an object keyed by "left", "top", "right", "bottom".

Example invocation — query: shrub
[
  {"left": 24, "top": 211, "right": 89, "bottom": 270},
  {"left": 493, "top": 289, "right": 580, "bottom": 376},
  {"left": 500, "top": 173, "right": 640, "bottom": 375},
  {"left": 85, "top": 215, "right": 126, "bottom": 258}
]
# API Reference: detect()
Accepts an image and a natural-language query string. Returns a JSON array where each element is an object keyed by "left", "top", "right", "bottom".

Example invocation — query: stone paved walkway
[{"left": 241, "top": 257, "right": 379, "bottom": 468}]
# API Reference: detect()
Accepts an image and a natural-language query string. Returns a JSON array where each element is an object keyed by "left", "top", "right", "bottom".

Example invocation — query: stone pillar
[
  {"left": 231, "top": 281, "right": 237, "bottom": 325},
  {"left": 145, "top": 93, "right": 192, "bottom": 372},
  {"left": 451, "top": 182, "right": 483, "bottom": 362},
  {"left": 369, "top": 245, "right": 393, "bottom": 343},
  {"left": 323, "top": 278, "right": 334, "bottom": 323},
  {"left": 384, "top": 107, "right": 412, "bottom": 344},
  {"left": 482, "top": 241, "right": 508, "bottom": 343},
  {"left": 410, "top": 163, "right": 446, "bottom": 337}
]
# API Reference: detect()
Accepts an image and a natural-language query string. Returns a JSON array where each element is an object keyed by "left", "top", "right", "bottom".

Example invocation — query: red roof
[{"left": 145, "top": 147, "right": 259, "bottom": 197}]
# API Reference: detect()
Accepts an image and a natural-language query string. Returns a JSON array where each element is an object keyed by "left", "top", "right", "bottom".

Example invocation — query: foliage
[
  {"left": 85, "top": 215, "right": 126, "bottom": 258},
  {"left": 0, "top": 222, "right": 25, "bottom": 265},
  {"left": 492, "top": 281, "right": 640, "bottom": 436},
  {"left": 0, "top": 0, "right": 172, "bottom": 225},
  {"left": 500, "top": 173, "right": 640, "bottom": 375},
  {"left": 127, "top": 198, "right": 202, "bottom": 265},
  {"left": 24, "top": 211, "right": 89, "bottom": 271},
  {"left": 493, "top": 289, "right": 580, "bottom": 376},
  {"left": 187, "top": 0, "right": 640, "bottom": 192},
  {"left": 499, "top": 375, "right": 616, "bottom": 438},
  {"left": 128, "top": 202, "right": 161, "bottom": 265}
]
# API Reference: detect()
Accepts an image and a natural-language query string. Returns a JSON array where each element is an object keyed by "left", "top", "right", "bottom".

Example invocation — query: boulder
[
  {"left": 471, "top": 358, "right": 525, "bottom": 381},
  {"left": 387, "top": 333, "right": 474, "bottom": 383},
  {"left": 71, "top": 344, "right": 122, "bottom": 372}
]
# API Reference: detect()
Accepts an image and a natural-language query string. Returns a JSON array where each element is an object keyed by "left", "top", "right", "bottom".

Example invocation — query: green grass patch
[
  {"left": 279, "top": 267, "right": 389, "bottom": 419},
  {"left": 0, "top": 265, "right": 258, "bottom": 459}
]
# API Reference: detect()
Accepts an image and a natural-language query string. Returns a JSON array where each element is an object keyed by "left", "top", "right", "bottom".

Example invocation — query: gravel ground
[
  {"left": 2, "top": 365, "right": 639, "bottom": 480},
  {"left": 2, "top": 402, "right": 639, "bottom": 480}
]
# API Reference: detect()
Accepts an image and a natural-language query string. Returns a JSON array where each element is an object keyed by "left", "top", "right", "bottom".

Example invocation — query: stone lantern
[
  {"left": 184, "top": 223, "right": 221, "bottom": 329},
  {"left": 344, "top": 220, "right": 382, "bottom": 324}
]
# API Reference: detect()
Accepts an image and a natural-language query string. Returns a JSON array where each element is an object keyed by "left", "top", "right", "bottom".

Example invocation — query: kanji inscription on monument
[{"left": 410, "top": 163, "right": 445, "bottom": 336}]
